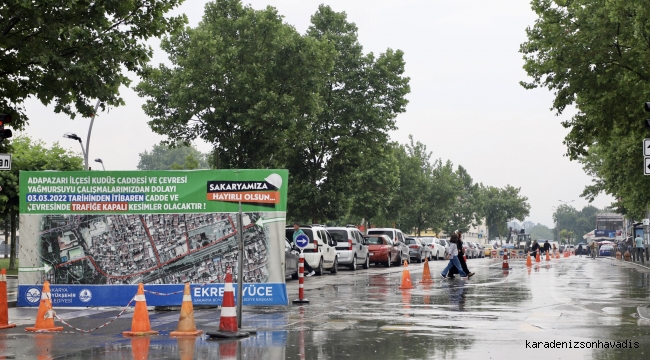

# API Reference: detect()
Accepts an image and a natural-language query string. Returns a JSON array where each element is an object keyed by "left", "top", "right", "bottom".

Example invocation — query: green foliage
[
  {"left": 552, "top": 204, "right": 600, "bottom": 239},
  {"left": 481, "top": 185, "right": 531, "bottom": 240},
  {"left": 444, "top": 165, "right": 482, "bottom": 234},
  {"left": 520, "top": 0, "right": 650, "bottom": 218},
  {"left": 137, "top": 144, "right": 208, "bottom": 170},
  {"left": 560, "top": 229, "right": 575, "bottom": 244},
  {"left": 136, "top": 0, "right": 334, "bottom": 170},
  {"left": 0, "top": 0, "right": 187, "bottom": 128},
  {"left": 528, "top": 223, "right": 555, "bottom": 241}
]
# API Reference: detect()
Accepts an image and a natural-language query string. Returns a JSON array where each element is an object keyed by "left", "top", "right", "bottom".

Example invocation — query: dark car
[
  {"left": 285, "top": 239, "right": 299, "bottom": 280},
  {"left": 575, "top": 242, "right": 589, "bottom": 255},
  {"left": 405, "top": 237, "right": 429, "bottom": 262}
]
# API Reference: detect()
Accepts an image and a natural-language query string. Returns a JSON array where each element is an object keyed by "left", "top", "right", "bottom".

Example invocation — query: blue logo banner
[{"left": 17, "top": 283, "right": 289, "bottom": 307}]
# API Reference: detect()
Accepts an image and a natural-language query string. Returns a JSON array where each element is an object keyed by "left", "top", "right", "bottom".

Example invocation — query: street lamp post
[
  {"left": 94, "top": 158, "right": 105, "bottom": 171},
  {"left": 63, "top": 99, "right": 101, "bottom": 170}
]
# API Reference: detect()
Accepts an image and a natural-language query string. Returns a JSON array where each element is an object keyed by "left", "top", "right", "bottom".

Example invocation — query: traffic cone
[
  {"left": 176, "top": 336, "right": 196, "bottom": 360},
  {"left": 526, "top": 253, "right": 532, "bottom": 267},
  {"left": 556, "top": 251, "right": 560, "bottom": 259},
  {"left": 399, "top": 260, "right": 414, "bottom": 289},
  {"left": 207, "top": 268, "right": 250, "bottom": 339},
  {"left": 170, "top": 283, "right": 202, "bottom": 337},
  {"left": 535, "top": 252, "right": 541, "bottom": 262},
  {"left": 122, "top": 283, "right": 159, "bottom": 336},
  {"left": 130, "top": 336, "right": 150, "bottom": 360},
  {"left": 0, "top": 269, "right": 15, "bottom": 329},
  {"left": 501, "top": 254, "right": 510, "bottom": 270},
  {"left": 25, "top": 281, "right": 63, "bottom": 332},
  {"left": 545, "top": 251, "right": 551, "bottom": 261},
  {"left": 420, "top": 258, "right": 434, "bottom": 284}
]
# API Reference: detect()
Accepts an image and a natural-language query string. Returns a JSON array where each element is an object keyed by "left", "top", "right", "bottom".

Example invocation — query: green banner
[{"left": 20, "top": 169, "right": 288, "bottom": 214}]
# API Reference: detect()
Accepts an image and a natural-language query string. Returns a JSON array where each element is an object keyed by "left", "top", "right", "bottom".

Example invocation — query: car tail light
[
  {"left": 348, "top": 239, "right": 353, "bottom": 250},
  {"left": 313, "top": 240, "right": 318, "bottom": 253},
  {"left": 409, "top": 245, "right": 418, "bottom": 249}
]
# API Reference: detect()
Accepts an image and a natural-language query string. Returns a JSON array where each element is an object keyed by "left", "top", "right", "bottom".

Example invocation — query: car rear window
[
  {"left": 420, "top": 238, "right": 433, "bottom": 244},
  {"left": 328, "top": 230, "right": 349, "bottom": 242},
  {"left": 405, "top": 239, "right": 418, "bottom": 245},
  {"left": 365, "top": 236, "right": 386, "bottom": 245},
  {"left": 285, "top": 229, "right": 314, "bottom": 242},
  {"left": 368, "top": 230, "right": 394, "bottom": 239}
]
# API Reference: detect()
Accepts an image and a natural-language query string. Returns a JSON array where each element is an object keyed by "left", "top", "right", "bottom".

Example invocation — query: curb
[{"left": 601, "top": 257, "right": 650, "bottom": 271}]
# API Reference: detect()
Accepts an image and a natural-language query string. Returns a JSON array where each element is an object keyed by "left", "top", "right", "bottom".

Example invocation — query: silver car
[{"left": 328, "top": 226, "right": 370, "bottom": 270}]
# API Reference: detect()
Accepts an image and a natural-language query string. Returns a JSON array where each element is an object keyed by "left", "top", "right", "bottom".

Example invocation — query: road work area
[{"left": 1, "top": 256, "right": 649, "bottom": 359}]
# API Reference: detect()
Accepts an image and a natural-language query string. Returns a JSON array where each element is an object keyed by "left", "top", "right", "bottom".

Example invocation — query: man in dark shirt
[{"left": 543, "top": 240, "right": 551, "bottom": 255}]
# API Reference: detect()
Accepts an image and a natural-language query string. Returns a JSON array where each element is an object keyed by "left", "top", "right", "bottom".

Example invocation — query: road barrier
[{"left": 292, "top": 252, "right": 309, "bottom": 304}]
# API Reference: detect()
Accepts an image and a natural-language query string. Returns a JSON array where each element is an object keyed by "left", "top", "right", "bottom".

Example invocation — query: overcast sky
[{"left": 20, "top": 0, "right": 613, "bottom": 227}]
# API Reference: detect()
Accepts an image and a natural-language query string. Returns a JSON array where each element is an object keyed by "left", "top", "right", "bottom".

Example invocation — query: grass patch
[{"left": 0, "top": 258, "right": 18, "bottom": 275}]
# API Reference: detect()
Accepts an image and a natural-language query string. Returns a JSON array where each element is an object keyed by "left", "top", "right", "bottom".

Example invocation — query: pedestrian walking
[
  {"left": 589, "top": 241, "right": 596, "bottom": 259},
  {"left": 543, "top": 240, "right": 551, "bottom": 255},
  {"left": 552, "top": 243, "right": 557, "bottom": 256},
  {"left": 448, "top": 231, "right": 475, "bottom": 279},
  {"left": 292, "top": 222, "right": 316, "bottom": 276},
  {"left": 531, "top": 240, "right": 540, "bottom": 258},
  {"left": 440, "top": 234, "right": 467, "bottom": 280},
  {"left": 577, "top": 244, "right": 583, "bottom": 256},
  {"left": 635, "top": 233, "right": 645, "bottom": 264}
]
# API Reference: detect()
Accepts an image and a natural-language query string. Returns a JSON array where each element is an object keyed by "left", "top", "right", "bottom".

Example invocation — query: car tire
[
  {"left": 386, "top": 255, "right": 391, "bottom": 267},
  {"left": 316, "top": 258, "right": 324, "bottom": 275},
  {"left": 291, "top": 271, "right": 299, "bottom": 280},
  {"left": 350, "top": 255, "right": 357, "bottom": 271},
  {"left": 330, "top": 257, "right": 338, "bottom": 274},
  {"left": 396, "top": 253, "right": 402, "bottom": 266},
  {"left": 362, "top": 256, "right": 370, "bottom": 269}
]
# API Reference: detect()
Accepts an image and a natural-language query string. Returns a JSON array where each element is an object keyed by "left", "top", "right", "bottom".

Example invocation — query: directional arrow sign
[
  {"left": 294, "top": 234, "right": 310, "bottom": 249},
  {"left": 19, "top": 263, "right": 52, "bottom": 273},
  {"left": 645, "top": 139, "right": 650, "bottom": 157},
  {"left": 254, "top": 217, "right": 286, "bottom": 228}
]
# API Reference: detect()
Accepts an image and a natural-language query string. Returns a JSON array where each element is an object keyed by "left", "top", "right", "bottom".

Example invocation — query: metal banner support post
[
  {"left": 293, "top": 250, "right": 309, "bottom": 304},
  {"left": 235, "top": 202, "right": 257, "bottom": 334}
]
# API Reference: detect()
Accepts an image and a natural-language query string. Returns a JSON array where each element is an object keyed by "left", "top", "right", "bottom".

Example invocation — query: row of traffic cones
[{"left": 397, "top": 258, "right": 436, "bottom": 289}]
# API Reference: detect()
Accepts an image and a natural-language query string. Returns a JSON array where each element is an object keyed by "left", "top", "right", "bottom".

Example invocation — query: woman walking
[
  {"left": 441, "top": 234, "right": 468, "bottom": 280},
  {"left": 448, "top": 230, "right": 475, "bottom": 278}
]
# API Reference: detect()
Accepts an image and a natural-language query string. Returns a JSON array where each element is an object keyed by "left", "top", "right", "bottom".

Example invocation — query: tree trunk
[{"left": 9, "top": 210, "right": 16, "bottom": 270}]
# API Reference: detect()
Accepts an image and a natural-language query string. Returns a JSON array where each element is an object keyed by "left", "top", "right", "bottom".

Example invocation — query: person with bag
[
  {"left": 441, "top": 234, "right": 468, "bottom": 280},
  {"left": 448, "top": 230, "right": 474, "bottom": 279}
]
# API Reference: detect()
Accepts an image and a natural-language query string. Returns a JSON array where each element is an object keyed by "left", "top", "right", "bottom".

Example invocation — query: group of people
[{"left": 440, "top": 230, "right": 476, "bottom": 280}]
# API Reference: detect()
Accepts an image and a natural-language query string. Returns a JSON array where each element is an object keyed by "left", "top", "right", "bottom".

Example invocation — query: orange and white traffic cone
[
  {"left": 526, "top": 253, "right": 532, "bottom": 267},
  {"left": 556, "top": 251, "right": 560, "bottom": 259},
  {"left": 399, "top": 260, "right": 414, "bottom": 289},
  {"left": 122, "top": 283, "right": 159, "bottom": 336},
  {"left": 535, "top": 252, "right": 541, "bottom": 262},
  {"left": 25, "top": 281, "right": 63, "bottom": 332},
  {"left": 501, "top": 253, "right": 510, "bottom": 270},
  {"left": 207, "top": 268, "right": 250, "bottom": 339},
  {"left": 0, "top": 269, "right": 15, "bottom": 329},
  {"left": 170, "top": 283, "right": 202, "bottom": 337},
  {"left": 545, "top": 251, "right": 551, "bottom": 261},
  {"left": 420, "top": 258, "right": 434, "bottom": 284}
]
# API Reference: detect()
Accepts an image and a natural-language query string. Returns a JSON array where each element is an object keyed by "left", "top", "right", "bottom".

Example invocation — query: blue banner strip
[{"left": 17, "top": 283, "right": 288, "bottom": 307}]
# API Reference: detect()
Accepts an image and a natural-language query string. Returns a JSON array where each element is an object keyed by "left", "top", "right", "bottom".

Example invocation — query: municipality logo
[
  {"left": 79, "top": 289, "right": 92, "bottom": 303},
  {"left": 25, "top": 287, "right": 41, "bottom": 304}
]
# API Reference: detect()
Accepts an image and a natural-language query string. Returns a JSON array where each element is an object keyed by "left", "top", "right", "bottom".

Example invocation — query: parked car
[
  {"left": 419, "top": 237, "right": 445, "bottom": 260},
  {"left": 365, "top": 235, "right": 404, "bottom": 267},
  {"left": 472, "top": 242, "right": 485, "bottom": 258},
  {"left": 367, "top": 228, "right": 410, "bottom": 264},
  {"left": 599, "top": 244, "right": 615, "bottom": 257},
  {"left": 405, "top": 237, "right": 430, "bottom": 262},
  {"left": 483, "top": 244, "right": 494, "bottom": 257},
  {"left": 439, "top": 239, "right": 451, "bottom": 257},
  {"left": 286, "top": 225, "right": 338, "bottom": 275},
  {"left": 285, "top": 239, "right": 299, "bottom": 280},
  {"left": 327, "top": 226, "right": 369, "bottom": 270}
]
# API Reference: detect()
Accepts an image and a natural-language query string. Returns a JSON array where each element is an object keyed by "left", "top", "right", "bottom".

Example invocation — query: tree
[
  {"left": 0, "top": 136, "right": 83, "bottom": 269},
  {"left": 285, "top": 5, "right": 410, "bottom": 223},
  {"left": 444, "top": 165, "right": 482, "bottom": 234},
  {"left": 136, "top": 0, "right": 333, "bottom": 170},
  {"left": 552, "top": 204, "right": 600, "bottom": 240},
  {"left": 520, "top": 0, "right": 650, "bottom": 218},
  {"left": 0, "top": 0, "right": 186, "bottom": 128},
  {"left": 560, "top": 229, "right": 575, "bottom": 245},
  {"left": 348, "top": 145, "right": 400, "bottom": 231},
  {"left": 138, "top": 144, "right": 209, "bottom": 170},
  {"left": 529, "top": 223, "right": 555, "bottom": 241},
  {"left": 481, "top": 185, "right": 531, "bottom": 241}
]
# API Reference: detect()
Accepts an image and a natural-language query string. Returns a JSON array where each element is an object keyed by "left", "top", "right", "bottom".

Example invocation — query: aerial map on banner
[{"left": 17, "top": 169, "right": 289, "bottom": 307}]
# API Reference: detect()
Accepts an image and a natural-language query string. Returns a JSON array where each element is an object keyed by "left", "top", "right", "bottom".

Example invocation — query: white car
[
  {"left": 286, "top": 225, "right": 338, "bottom": 275},
  {"left": 419, "top": 237, "right": 445, "bottom": 260},
  {"left": 327, "top": 226, "right": 370, "bottom": 270}
]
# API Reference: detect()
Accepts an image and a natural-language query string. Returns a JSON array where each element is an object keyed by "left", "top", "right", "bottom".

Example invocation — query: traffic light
[{"left": 0, "top": 114, "right": 12, "bottom": 141}]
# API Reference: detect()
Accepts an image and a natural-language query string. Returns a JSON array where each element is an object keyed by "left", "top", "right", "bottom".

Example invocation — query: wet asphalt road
[{"left": 2, "top": 256, "right": 650, "bottom": 359}]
